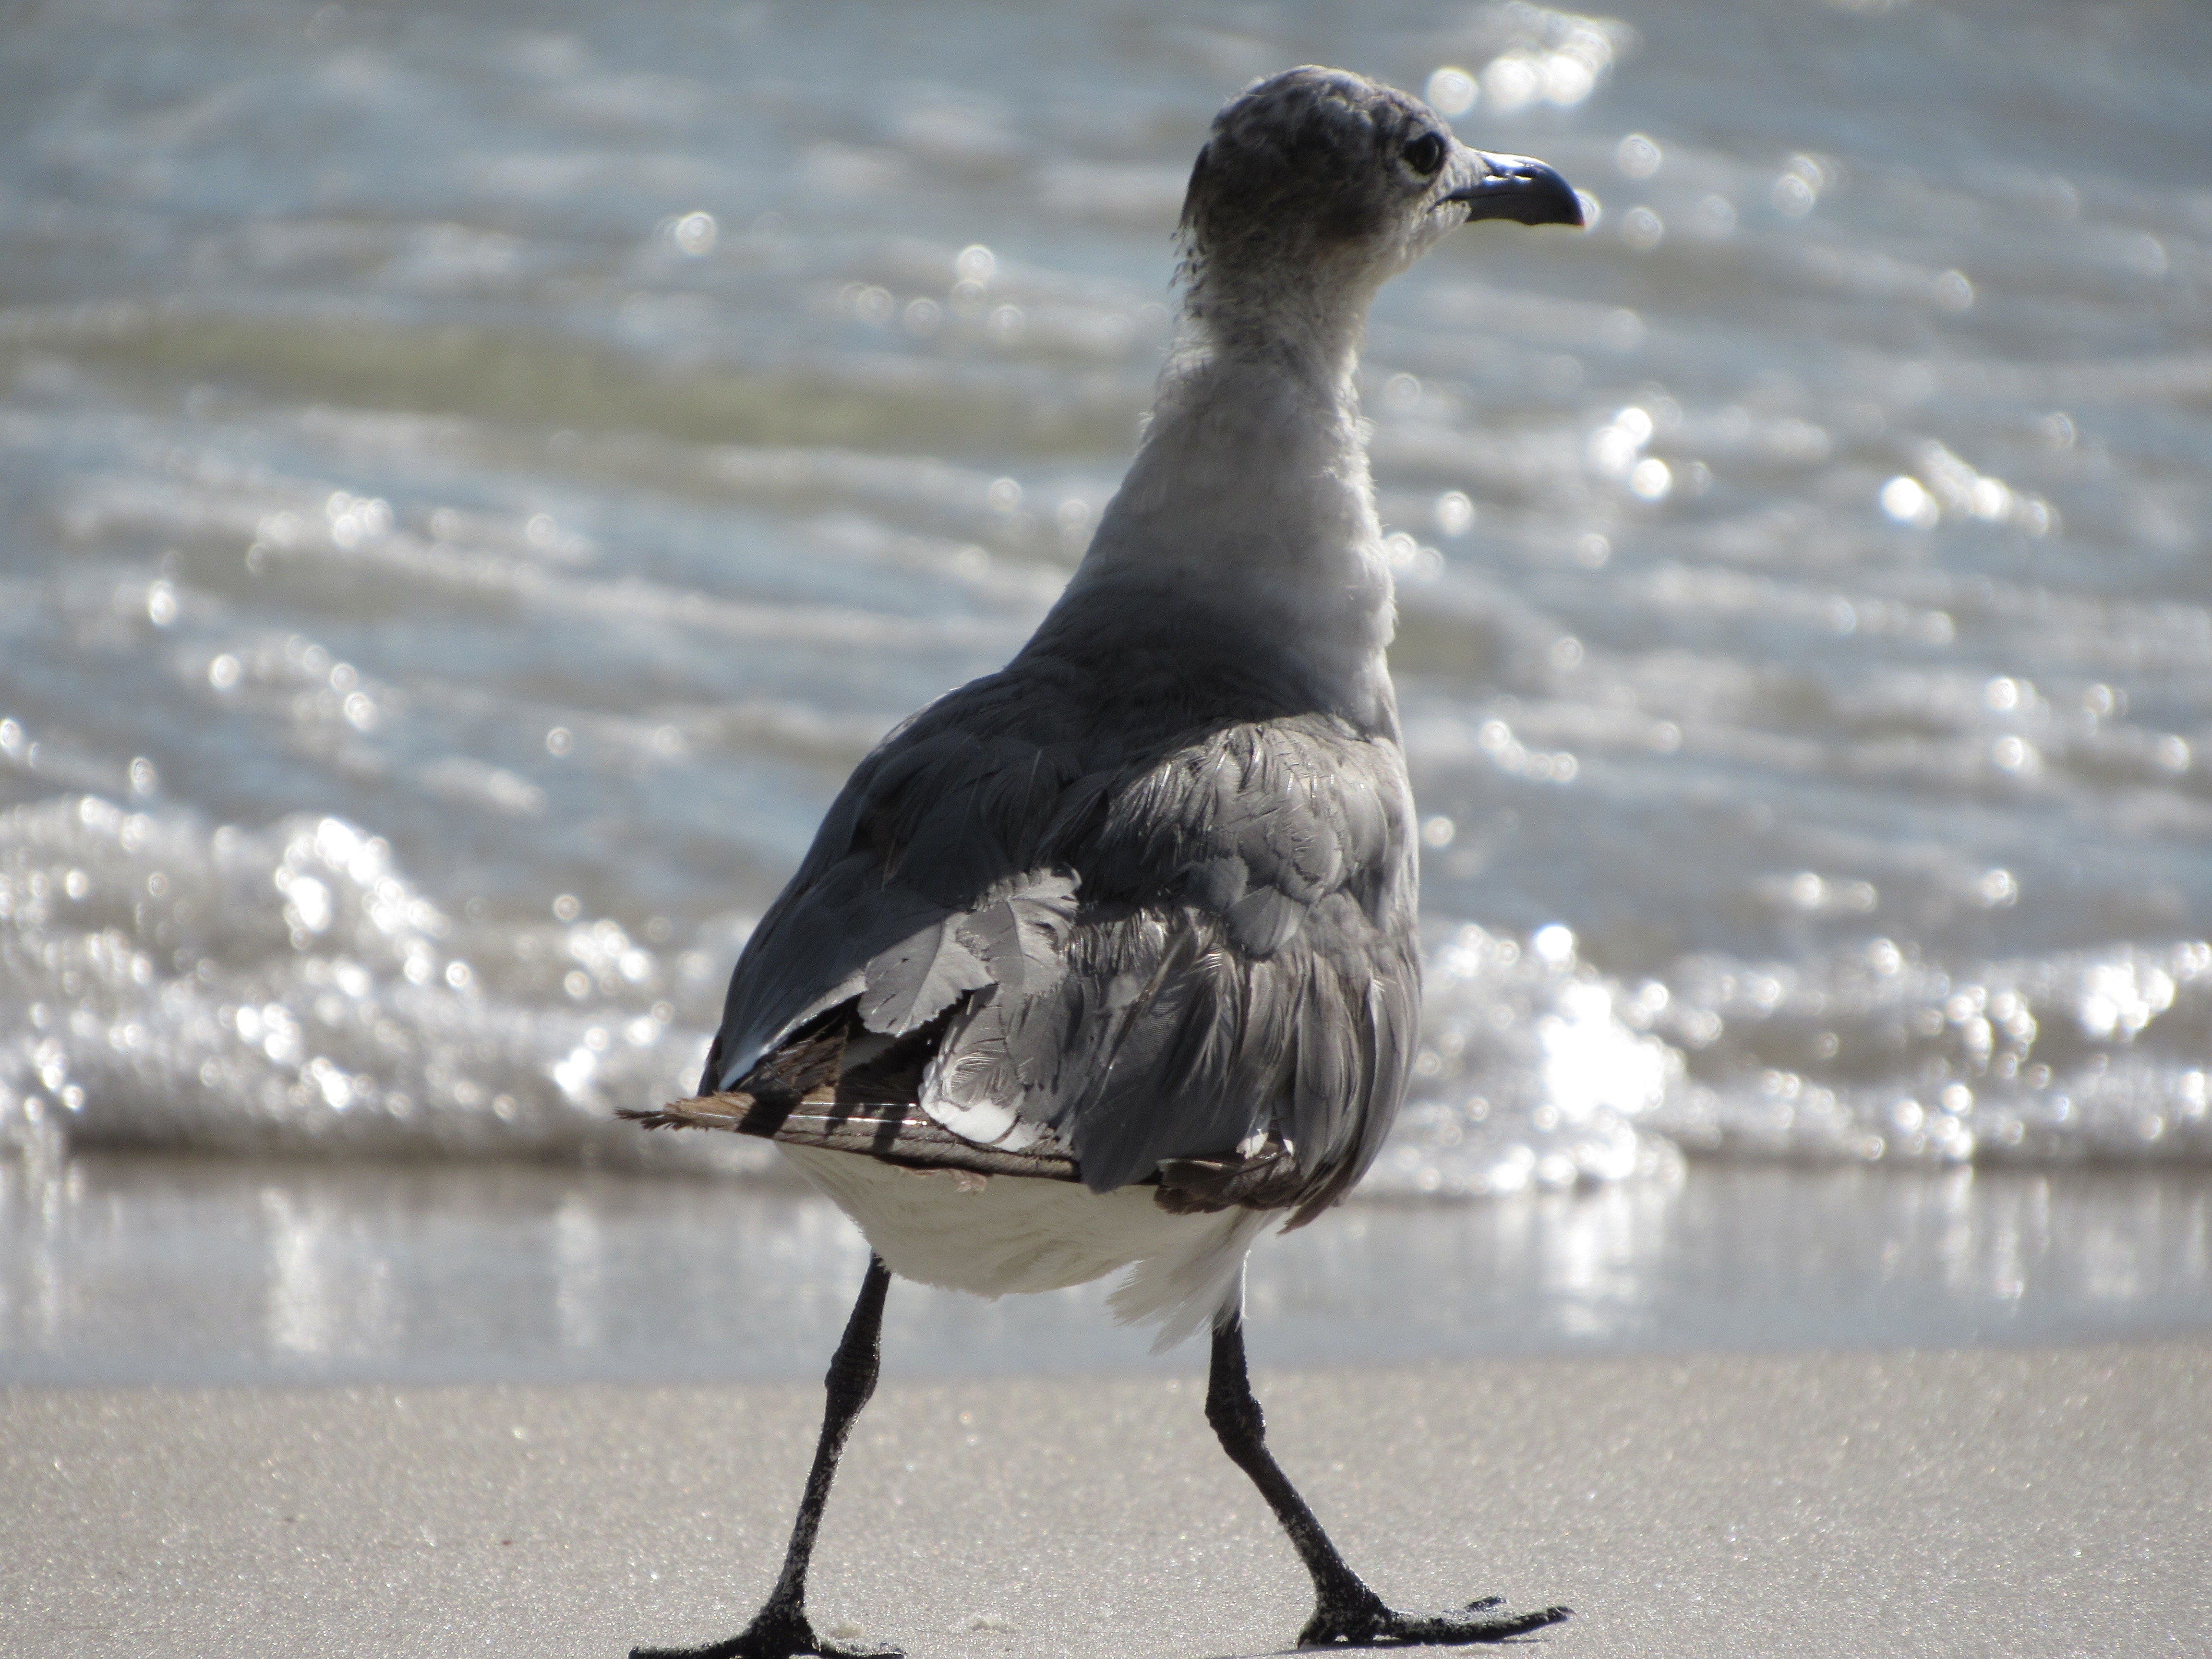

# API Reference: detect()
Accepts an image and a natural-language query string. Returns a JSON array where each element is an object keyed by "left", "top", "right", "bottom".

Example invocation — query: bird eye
[{"left": 1403, "top": 132, "right": 1446, "bottom": 177}]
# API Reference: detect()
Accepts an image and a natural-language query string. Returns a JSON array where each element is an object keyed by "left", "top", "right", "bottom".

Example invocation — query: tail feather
[{"left": 1108, "top": 1206, "right": 1271, "bottom": 1352}]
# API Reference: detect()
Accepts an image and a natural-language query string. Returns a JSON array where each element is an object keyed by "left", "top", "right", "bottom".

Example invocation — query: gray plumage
[
  {"left": 624, "top": 66, "right": 1587, "bottom": 1659},
  {"left": 640, "top": 65, "right": 1587, "bottom": 1231},
  {"left": 697, "top": 613, "right": 1420, "bottom": 1224}
]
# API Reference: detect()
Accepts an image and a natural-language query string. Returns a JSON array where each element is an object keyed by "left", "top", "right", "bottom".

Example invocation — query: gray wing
[
  {"left": 701, "top": 669, "right": 1092, "bottom": 1088},
  {"left": 698, "top": 668, "right": 1419, "bottom": 1224}
]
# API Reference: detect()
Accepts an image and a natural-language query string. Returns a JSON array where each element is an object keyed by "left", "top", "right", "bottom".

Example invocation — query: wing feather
[
  {"left": 860, "top": 916, "right": 993, "bottom": 1034},
  {"left": 686, "top": 659, "right": 1418, "bottom": 1217}
]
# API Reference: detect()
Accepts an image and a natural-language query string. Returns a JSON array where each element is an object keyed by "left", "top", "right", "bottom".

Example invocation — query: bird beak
[{"left": 1444, "top": 153, "right": 1584, "bottom": 228}]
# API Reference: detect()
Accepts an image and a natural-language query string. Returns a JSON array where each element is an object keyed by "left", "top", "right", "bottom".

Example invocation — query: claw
[{"left": 1297, "top": 1592, "right": 1571, "bottom": 1647}]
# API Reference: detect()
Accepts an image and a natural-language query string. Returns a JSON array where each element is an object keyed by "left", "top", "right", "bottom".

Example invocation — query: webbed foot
[
  {"left": 1297, "top": 1587, "right": 1570, "bottom": 1647},
  {"left": 630, "top": 1603, "right": 901, "bottom": 1659}
]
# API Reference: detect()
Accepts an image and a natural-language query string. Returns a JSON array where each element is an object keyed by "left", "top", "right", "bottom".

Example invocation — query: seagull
[{"left": 623, "top": 65, "right": 1584, "bottom": 1659}]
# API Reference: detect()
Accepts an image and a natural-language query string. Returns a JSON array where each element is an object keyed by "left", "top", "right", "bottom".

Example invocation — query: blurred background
[{"left": 2, "top": 0, "right": 2208, "bottom": 1385}]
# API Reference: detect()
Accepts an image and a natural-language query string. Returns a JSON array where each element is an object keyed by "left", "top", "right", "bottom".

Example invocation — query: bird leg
[
  {"left": 631, "top": 1255, "right": 900, "bottom": 1659},
  {"left": 1203, "top": 1315, "right": 1570, "bottom": 1647}
]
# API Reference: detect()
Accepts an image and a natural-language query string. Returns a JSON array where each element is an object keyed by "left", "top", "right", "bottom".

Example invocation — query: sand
[{"left": 5, "top": 1341, "right": 2207, "bottom": 1658}]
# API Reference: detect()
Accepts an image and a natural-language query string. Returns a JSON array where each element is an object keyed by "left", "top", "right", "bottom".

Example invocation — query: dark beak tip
[{"left": 1449, "top": 161, "right": 1585, "bottom": 230}]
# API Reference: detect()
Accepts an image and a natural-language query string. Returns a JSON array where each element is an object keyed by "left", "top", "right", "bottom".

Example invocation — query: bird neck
[
  {"left": 1180, "top": 253, "right": 1380, "bottom": 390},
  {"left": 1056, "top": 282, "right": 1398, "bottom": 731}
]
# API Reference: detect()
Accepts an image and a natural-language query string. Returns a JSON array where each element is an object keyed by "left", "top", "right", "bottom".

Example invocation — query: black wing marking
[{"left": 625, "top": 1011, "right": 1082, "bottom": 1181}]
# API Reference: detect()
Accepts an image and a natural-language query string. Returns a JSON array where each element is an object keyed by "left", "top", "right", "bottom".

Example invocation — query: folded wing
[{"left": 689, "top": 670, "right": 1419, "bottom": 1226}]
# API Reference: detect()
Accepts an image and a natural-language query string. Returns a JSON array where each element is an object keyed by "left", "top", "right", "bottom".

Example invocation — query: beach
[
  {"left": 8, "top": 1340, "right": 2205, "bottom": 1657},
  {"left": 8, "top": 1155, "right": 2209, "bottom": 1388},
  {"left": 4, "top": 2, "right": 2210, "bottom": 1653}
]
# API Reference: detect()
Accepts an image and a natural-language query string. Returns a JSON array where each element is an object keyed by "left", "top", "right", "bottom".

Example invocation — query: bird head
[{"left": 1178, "top": 66, "right": 1582, "bottom": 319}]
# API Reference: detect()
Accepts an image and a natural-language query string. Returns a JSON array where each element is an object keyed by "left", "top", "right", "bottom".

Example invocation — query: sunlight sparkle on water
[
  {"left": 1424, "top": 67, "right": 1479, "bottom": 119},
  {"left": 1615, "top": 133, "right": 1661, "bottom": 179}
]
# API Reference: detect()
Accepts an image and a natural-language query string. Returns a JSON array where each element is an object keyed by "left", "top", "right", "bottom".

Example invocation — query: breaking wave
[{"left": 5, "top": 792, "right": 2204, "bottom": 1196}]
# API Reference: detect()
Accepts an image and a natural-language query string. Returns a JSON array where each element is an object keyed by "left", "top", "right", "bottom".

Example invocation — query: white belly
[{"left": 780, "top": 1145, "right": 1271, "bottom": 1350}]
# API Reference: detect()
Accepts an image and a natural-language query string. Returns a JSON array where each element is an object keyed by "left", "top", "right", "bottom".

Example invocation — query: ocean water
[
  {"left": 2, "top": 0, "right": 2209, "bottom": 1376},
  {"left": 7, "top": 1154, "right": 2208, "bottom": 1384}
]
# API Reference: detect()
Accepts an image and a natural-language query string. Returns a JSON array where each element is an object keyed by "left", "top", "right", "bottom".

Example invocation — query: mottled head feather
[{"left": 1177, "top": 66, "right": 1465, "bottom": 290}]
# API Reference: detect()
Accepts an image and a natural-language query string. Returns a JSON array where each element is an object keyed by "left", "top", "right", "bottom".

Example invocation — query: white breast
[{"left": 780, "top": 1145, "right": 1272, "bottom": 1351}]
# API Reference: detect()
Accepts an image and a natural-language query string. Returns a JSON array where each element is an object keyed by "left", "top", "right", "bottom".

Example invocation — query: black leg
[
  {"left": 1204, "top": 1314, "right": 1570, "bottom": 1647},
  {"left": 632, "top": 1255, "right": 900, "bottom": 1659}
]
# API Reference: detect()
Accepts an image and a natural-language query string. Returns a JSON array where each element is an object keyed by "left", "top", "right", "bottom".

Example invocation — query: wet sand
[
  {"left": 12, "top": 1154, "right": 2211, "bottom": 1387},
  {"left": 6, "top": 1340, "right": 2205, "bottom": 1657}
]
